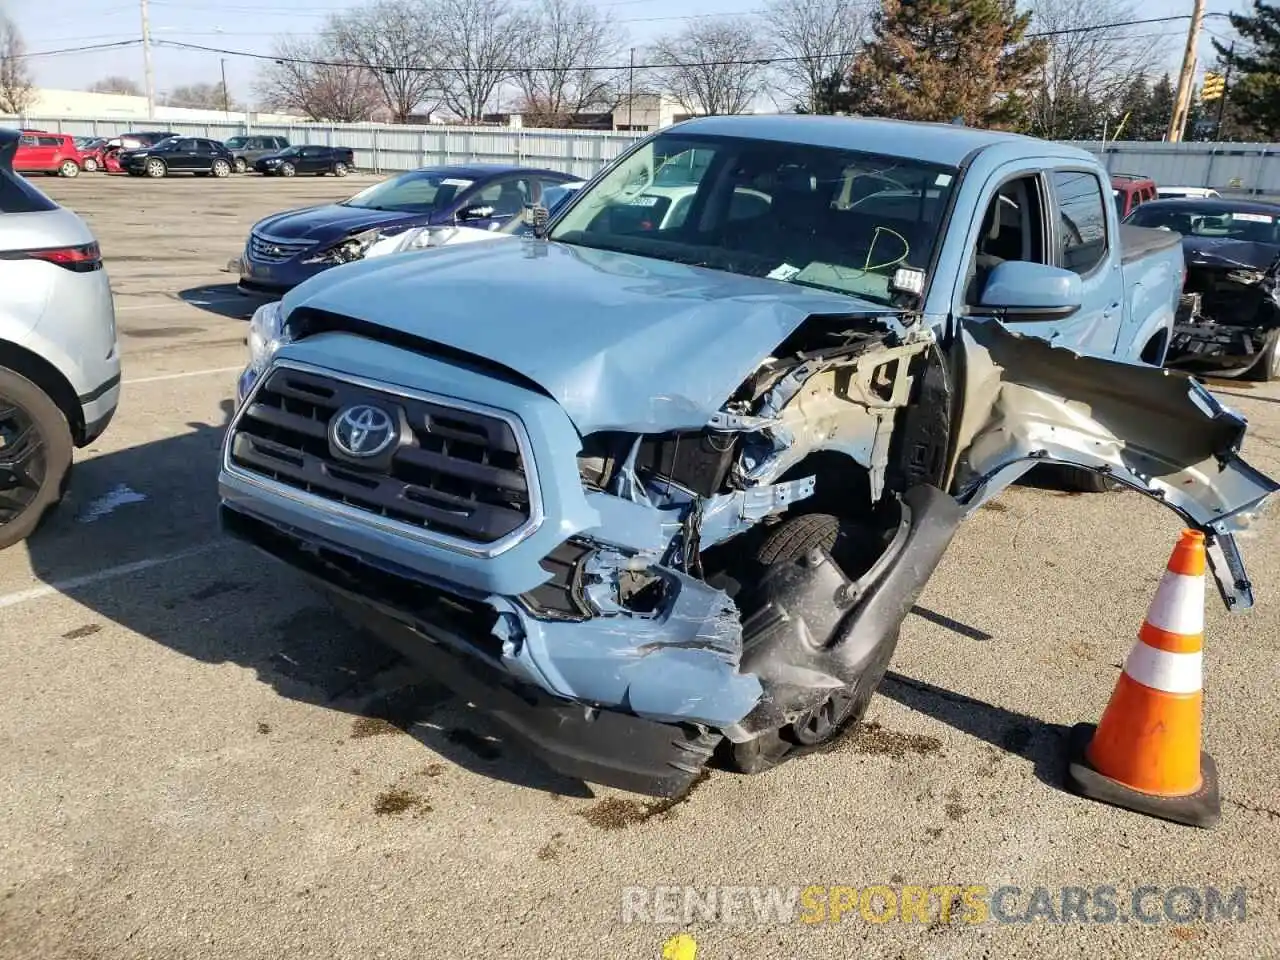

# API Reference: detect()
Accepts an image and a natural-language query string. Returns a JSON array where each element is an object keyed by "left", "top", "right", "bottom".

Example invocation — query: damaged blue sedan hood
[{"left": 284, "top": 238, "right": 888, "bottom": 433}]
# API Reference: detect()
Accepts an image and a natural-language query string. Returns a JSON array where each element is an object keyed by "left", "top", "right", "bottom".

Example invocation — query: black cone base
[{"left": 1065, "top": 722, "right": 1221, "bottom": 829}]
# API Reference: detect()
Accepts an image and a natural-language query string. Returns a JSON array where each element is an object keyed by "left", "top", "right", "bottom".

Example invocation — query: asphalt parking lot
[{"left": 2, "top": 173, "right": 1279, "bottom": 960}]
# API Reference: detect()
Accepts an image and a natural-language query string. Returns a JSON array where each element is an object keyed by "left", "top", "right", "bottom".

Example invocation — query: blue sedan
[{"left": 238, "top": 163, "right": 579, "bottom": 294}]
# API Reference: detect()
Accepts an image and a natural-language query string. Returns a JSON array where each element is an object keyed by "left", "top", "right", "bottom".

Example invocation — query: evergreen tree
[
  {"left": 843, "top": 0, "right": 1048, "bottom": 127},
  {"left": 1213, "top": 0, "right": 1280, "bottom": 138}
]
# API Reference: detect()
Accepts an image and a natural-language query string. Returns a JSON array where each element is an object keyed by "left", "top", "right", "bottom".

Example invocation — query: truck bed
[{"left": 1120, "top": 223, "right": 1183, "bottom": 265}]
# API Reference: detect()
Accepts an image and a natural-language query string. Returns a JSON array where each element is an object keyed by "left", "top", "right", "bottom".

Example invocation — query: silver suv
[{"left": 0, "top": 128, "right": 120, "bottom": 548}]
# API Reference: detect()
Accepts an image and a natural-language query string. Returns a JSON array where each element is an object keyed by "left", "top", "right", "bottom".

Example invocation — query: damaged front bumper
[{"left": 220, "top": 481, "right": 963, "bottom": 796}]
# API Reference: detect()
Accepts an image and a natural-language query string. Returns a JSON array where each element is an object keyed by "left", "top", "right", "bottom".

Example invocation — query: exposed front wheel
[
  {"left": 145, "top": 158, "right": 166, "bottom": 178},
  {"left": 211, "top": 158, "right": 231, "bottom": 178},
  {"left": 332, "top": 161, "right": 348, "bottom": 177},
  {"left": 0, "top": 369, "right": 73, "bottom": 551},
  {"left": 1245, "top": 329, "right": 1280, "bottom": 383},
  {"left": 83, "top": 157, "right": 99, "bottom": 173},
  {"left": 233, "top": 157, "right": 248, "bottom": 174},
  {"left": 59, "top": 159, "right": 80, "bottom": 178},
  {"left": 279, "top": 161, "right": 296, "bottom": 177},
  {"left": 723, "top": 512, "right": 900, "bottom": 774}
]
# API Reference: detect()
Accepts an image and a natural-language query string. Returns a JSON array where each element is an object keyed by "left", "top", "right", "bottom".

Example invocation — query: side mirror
[
  {"left": 455, "top": 205, "right": 495, "bottom": 222},
  {"left": 977, "top": 261, "right": 1083, "bottom": 321}
]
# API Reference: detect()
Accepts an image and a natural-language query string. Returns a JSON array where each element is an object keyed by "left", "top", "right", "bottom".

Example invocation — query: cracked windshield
[{"left": 551, "top": 133, "right": 958, "bottom": 304}]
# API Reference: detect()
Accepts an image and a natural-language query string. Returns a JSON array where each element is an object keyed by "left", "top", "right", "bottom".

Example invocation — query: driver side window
[{"left": 965, "top": 175, "right": 1048, "bottom": 306}]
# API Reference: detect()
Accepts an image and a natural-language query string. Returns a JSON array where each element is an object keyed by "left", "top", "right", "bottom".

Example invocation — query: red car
[
  {"left": 1111, "top": 173, "right": 1158, "bottom": 220},
  {"left": 13, "top": 131, "right": 84, "bottom": 178},
  {"left": 73, "top": 136, "right": 108, "bottom": 173}
]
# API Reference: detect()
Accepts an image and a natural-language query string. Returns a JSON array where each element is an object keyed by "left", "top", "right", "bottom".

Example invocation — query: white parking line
[
  {"left": 123, "top": 366, "right": 242, "bottom": 385},
  {"left": 0, "top": 543, "right": 224, "bottom": 610}
]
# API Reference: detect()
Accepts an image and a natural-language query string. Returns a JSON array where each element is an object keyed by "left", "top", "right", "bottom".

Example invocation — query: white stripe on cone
[
  {"left": 1124, "top": 642, "right": 1203, "bottom": 695},
  {"left": 1145, "top": 570, "right": 1206, "bottom": 637}
]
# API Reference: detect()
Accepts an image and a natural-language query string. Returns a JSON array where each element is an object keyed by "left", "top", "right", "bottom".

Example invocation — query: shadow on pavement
[
  {"left": 178, "top": 282, "right": 268, "bottom": 320},
  {"left": 23, "top": 401, "right": 594, "bottom": 799},
  {"left": 878, "top": 671, "right": 1069, "bottom": 789}
]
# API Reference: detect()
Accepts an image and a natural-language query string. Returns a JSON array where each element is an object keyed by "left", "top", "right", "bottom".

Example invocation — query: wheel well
[
  {"left": 777, "top": 450, "right": 873, "bottom": 520},
  {"left": 0, "top": 340, "right": 84, "bottom": 443},
  {"left": 1141, "top": 329, "right": 1169, "bottom": 366}
]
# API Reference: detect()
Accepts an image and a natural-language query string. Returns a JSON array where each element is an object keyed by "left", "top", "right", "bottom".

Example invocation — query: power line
[{"left": 14, "top": 10, "right": 1238, "bottom": 72}]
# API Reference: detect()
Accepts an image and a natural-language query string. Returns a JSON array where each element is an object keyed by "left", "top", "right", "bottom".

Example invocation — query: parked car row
[{"left": 9, "top": 129, "right": 357, "bottom": 180}]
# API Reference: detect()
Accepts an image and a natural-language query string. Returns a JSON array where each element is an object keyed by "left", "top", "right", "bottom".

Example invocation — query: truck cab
[{"left": 218, "top": 116, "right": 1275, "bottom": 796}]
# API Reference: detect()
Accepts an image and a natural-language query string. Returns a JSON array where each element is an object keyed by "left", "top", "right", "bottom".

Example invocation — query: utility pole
[
  {"left": 1216, "top": 42, "right": 1234, "bottom": 139},
  {"left": 1167, "top": 0, "right": 1206, "bottom": 142},
  {"left": 140, "top": 0, "right": 155, "bottom": 121},
  {"left": 627, "top": 47, "right": 635, "bottom": 131},
  {"left": 220, "top": 58, "right": 230, "bottom": 116}
]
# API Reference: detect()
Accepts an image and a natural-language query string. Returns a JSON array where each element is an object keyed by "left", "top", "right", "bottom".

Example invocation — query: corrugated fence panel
[{"left": 1069, "top": 141, "right": 1280, "bottom": 195}]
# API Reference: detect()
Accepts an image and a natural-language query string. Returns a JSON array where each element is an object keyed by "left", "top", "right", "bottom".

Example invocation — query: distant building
[
  {"left": 611, "top": 93, "right": 700, "bottom": 132},
  {"left": 6, "top": 87, "right": 305, "bottom": 124}
]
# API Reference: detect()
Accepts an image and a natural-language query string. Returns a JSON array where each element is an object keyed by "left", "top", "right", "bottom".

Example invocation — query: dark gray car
[{"left": 224, "top": 135, "right": 290, "bottom": 174}]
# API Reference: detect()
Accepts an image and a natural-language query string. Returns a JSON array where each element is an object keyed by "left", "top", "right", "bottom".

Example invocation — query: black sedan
[
  {"left": 120, "top": 137, "right": 236, "bottom": 179},
  {"left": 238, "top": 163, "right": 578, "bottom": 294},
  {"left": 255, "top": 145, "right": 355, "bottom": 177},
  {"left": 1124, "top": 197, "right": 1280, "bottom": 381}
]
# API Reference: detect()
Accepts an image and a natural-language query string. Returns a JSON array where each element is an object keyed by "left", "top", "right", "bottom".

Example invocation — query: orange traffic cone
[{"left": 1066, "top": 529, "right": 1221, "bottom": 828}]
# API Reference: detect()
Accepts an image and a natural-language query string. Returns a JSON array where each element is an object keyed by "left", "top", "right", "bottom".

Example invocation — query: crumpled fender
[{"left": 951, "top": 319, "right": 1279, "bottom": 609}]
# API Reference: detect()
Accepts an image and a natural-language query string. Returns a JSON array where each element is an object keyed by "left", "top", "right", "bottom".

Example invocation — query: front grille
[
  {"left": 229, "top": 365, "right": 534, "bottom": 546},
  {"left": 249, "top": 232, "right": 315, "bottom": 263}
]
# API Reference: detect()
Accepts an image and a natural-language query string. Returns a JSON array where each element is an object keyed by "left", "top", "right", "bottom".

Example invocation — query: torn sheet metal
[{"left": 952, "top": 319, "right": 1279, "bottom": 608}]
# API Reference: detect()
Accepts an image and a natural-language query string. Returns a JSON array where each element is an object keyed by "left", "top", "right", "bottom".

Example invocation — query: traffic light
[{"left": 1202, "top": 72, "right": 1226, "bottom": 102}]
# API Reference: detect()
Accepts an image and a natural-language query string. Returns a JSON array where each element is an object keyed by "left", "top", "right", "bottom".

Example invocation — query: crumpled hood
[
  {"left": 254, "top": 204, "right": 430, "bottom": 243},
  {"left": 1183, "top": 235, "right": 1280, "bottom": 272},
  {"left": 284, "top": 239, "right": 889, "bottom": 433}
]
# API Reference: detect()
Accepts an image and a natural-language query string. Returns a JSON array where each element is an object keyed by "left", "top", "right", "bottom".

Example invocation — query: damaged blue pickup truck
[{"left": 219, "top": 116, "right": 1278, "bottom": 796}]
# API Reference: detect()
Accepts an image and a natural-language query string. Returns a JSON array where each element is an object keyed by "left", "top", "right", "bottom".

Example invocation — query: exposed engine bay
[{"left": 1167, "top": 244, "right": 1280, "bottom": 375}]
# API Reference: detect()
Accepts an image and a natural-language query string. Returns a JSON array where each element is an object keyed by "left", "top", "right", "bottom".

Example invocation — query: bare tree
[
  {"left": 433, "top": 0, "right": 523, "bottom": 120},
  {"left": 511, "top": 0, "right": 626, "bottom": 126},
  {"left": 764, "top": 0, "right": 868, "bottom": 112},
  {"left": 0, "top": 12, "right": 35, "bottom": 115},
  {"left": 328, "top": 0, "right": 442, "bottom": 122},
  {"left": 1028, "top": 0, "right": 1160, "bottom": 138},
  {"left": 164, "top": 81, "right": 239, "bottom": 111},
  {"left": 651, "top": 18, "right": 771, "bottom": 116},
  {"left": 254, "top": 35, "right": 382, "bottom": 121},
  {"left": 88, "top": 75, "right": 142, "bottom": 96}
]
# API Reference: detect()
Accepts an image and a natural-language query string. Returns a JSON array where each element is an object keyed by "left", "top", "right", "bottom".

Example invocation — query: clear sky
[{"left": 5, "top": 0, "right": 1251, "bottom": 110}]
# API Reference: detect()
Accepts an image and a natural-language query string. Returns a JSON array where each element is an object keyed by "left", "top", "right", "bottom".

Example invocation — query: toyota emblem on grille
[{"left": 331, "top": 404, "right": 396, "bottom": 458}]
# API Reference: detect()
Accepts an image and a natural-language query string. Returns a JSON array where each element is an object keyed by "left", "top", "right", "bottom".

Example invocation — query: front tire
[
  {"left": 279, "top": 161, "right": 296, "bottom": 178},
  {"left": 1245, "top": 329, "right": 1280, "bottom": 383},
  {"left": 83, "top": 157, "right": 99, "bottom": 173},
  {"left": 332, "top": 161, "right": 348, "bottom": 177},
  {"left": 211, "top": 158, "right": 231, "bottom": 178},
  {"left": 0, "top": 369, "right": 73, "bottom": 551},
  {"left": 145, "top": 158, "right": 166, "bottom": 178},
  {"left": 233, "top": 157, "right": 248, "bottom": 174},
  {"left": 723, "top": 512, "right": 900, "bottom": 774},
  {"left": 59, "top": 159, "right": 80, "bottom": 178}
]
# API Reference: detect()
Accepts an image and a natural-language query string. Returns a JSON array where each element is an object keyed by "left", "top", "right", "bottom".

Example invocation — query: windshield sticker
[
  {"left": 1232, "top": 212, "right": 1275, "bottom": 224},
  {"left": 623, "top": 195, "right": 661, "bottom": 207},
  {"left": 440, "top": 178, "right": 473, "bottom": 188},
  {"left": 767, "top": 263, "right": 802, "bottom": 281},
  {"left": 935, "top": 173, "right": 953, "bottom": 187}
]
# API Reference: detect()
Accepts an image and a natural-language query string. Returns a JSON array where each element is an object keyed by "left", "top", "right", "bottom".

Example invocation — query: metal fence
[
  {"left": 1070, "top": 141, "right": 1280, "bottom": 196},
  {"left": 3, "top": 115, "right": 646, "bottom": 179},
  {"left": 8, "top": 113, "right": 1280, "bottom": 194}
]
